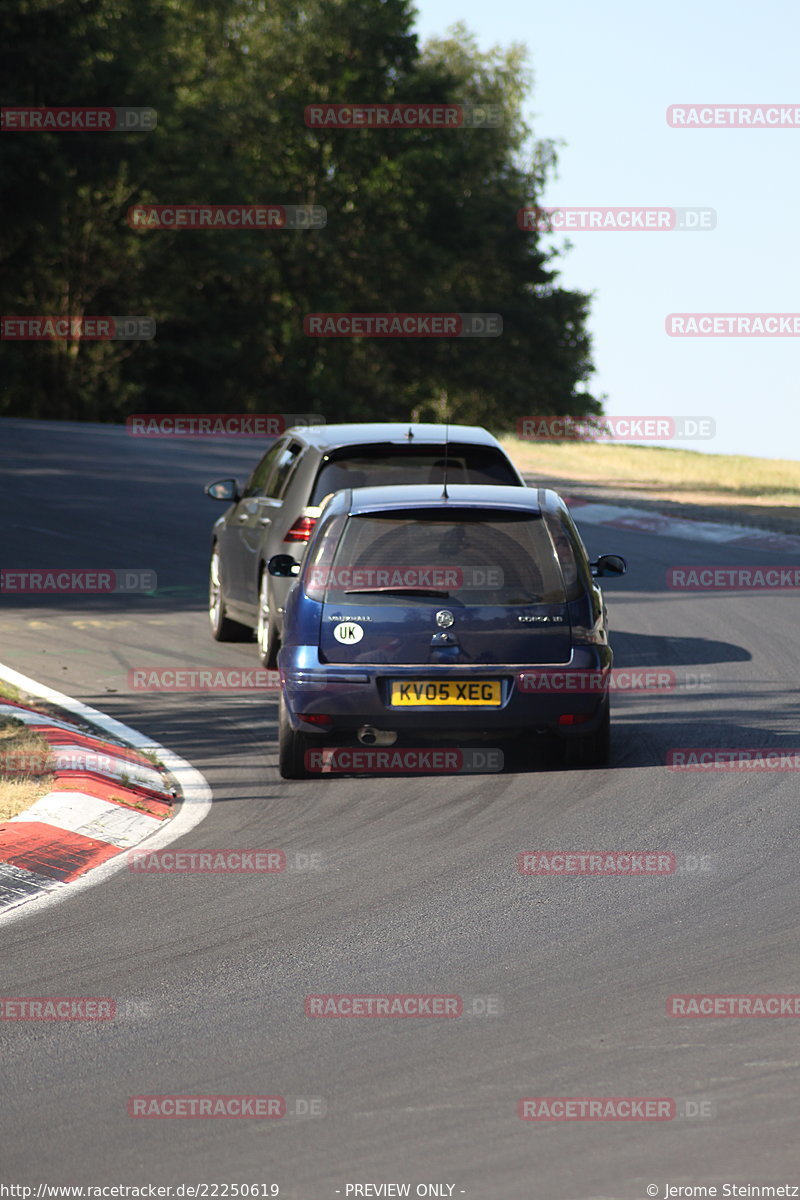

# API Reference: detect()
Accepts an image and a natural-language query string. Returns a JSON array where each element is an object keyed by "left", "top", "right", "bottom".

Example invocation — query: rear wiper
[{"left": 343, "top": 586, "right": 450, "bottom": 597}]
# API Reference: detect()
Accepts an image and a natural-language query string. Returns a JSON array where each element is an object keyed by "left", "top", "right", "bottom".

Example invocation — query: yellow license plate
[{"left": 390, "top": 680, "right": 502, "bottom": 706}]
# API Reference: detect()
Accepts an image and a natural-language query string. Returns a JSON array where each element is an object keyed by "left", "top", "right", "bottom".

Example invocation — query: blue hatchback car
[{"left": 269, "top": 484, "right": 627, "bottom": 778}]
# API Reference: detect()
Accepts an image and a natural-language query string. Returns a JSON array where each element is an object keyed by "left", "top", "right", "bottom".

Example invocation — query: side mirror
[
  {"left": 591, "top": 554, "right": 627, "bottom": 578},
  {"left": 268, "top": 554, "right": 301, "bottom": 578},
  {"left": 205, "top": 478, "right": 240, "bottom": 502}
]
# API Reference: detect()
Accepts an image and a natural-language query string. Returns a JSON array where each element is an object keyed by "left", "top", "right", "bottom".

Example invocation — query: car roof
[
  {"left": 345, "top": 483, "right": 549, "bottom": 515},
  {"left": 284, "top": 422, "right": 507, "bottom": 453}
]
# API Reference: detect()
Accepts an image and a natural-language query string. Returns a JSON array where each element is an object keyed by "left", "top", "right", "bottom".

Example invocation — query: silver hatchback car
[{"left": 204, "top": 422, "right": 526, "bottom": 666}]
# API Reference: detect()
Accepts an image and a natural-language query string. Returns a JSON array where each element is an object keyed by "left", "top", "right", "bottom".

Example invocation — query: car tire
[
  {"left": 209, "top": 545, "right": 251, "bottom": 642},
  {"left": 257, "top": 570, "right": 280, "bottom": 669},
  {"left": 561, "top": 700, "right": 611, "bottom": 768},
  {"left": 278, "top": 694, "right": 311, "bottom": 780}
]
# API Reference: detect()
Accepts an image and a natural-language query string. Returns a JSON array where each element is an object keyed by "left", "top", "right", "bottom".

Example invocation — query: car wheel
[
  {"left": 209, "top": 546, "right": 251, "bottom": 642},
  {"left": 257, "top": 570, "right": 280, "bottom": 668},
  {"left": 561, "top": 700, "right": 611, "bottom": 768},
  {"left": 278, "top": 694, "right": 311, "bottom": 780}
]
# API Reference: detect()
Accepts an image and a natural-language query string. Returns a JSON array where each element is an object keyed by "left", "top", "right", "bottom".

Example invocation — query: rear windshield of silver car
[
  {"left": 309, "top": 445, "right": 519, "bottom": 504},
  {"left": 314, "top": 509, "right": 568, "bottom": 606}
]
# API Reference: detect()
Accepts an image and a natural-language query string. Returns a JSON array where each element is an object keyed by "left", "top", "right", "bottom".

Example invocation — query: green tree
[{"left": 0, "top": 0, "right": 601, "bottom": 430}]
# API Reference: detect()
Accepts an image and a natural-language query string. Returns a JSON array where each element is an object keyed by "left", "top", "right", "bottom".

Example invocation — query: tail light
[
  {"left": 571, "top": 623, "right": 606, "bottom": 645},
  {"left": 285, "top": 515, "right": 317, "bottom": 543},
  {"left": 304, "top": 513, "right": 346, "bottom": 601}
]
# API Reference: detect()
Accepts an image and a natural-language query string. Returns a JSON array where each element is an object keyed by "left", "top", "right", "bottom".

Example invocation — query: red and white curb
[
  {"left": 565, "top": 499, "right": 800, "bottom": 553},
  {"left": 0, "top": 663, "right": 211, "bottom": 922}
]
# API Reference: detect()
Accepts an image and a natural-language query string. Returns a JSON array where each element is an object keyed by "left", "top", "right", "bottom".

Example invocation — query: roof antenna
[
  {"left": 441, "top": 409, "right": 449, "bottom": 500},
  {"left": 407, "top": 426, "right": 414, "bottom": 440}
]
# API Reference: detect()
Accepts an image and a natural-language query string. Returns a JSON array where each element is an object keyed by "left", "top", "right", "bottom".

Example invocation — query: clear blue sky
[{"left": 413, "top": 0, "right": 799, "bottom": 460}]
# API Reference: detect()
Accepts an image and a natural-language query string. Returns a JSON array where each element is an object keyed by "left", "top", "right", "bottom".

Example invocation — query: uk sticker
[{"left": 333, "top": 622, "right": 364, "bottom": 644}]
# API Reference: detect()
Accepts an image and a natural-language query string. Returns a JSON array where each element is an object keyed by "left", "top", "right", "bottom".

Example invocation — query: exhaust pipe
[{"left": 357, "top": 725, "right": 397, "bottom": 747}]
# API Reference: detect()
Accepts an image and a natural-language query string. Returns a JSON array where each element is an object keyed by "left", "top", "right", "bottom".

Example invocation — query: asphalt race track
[{"left": 1, "top": 419, "right": 799, "bottom": 1198}]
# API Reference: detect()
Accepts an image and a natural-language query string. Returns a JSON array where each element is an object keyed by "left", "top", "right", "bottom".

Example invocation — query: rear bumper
[{"left": 278, "top": 645, "right": 612, "bottom": 737}]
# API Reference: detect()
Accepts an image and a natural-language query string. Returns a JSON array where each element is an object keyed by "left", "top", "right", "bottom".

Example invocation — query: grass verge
[
  {"left": 0, "top": 717, "right": 55, "bottom": 823},
  {"left": 500, "top": 438, "right": 800, "bottom": 510}
]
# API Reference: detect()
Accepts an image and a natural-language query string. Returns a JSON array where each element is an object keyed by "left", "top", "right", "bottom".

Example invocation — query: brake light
[{"left": 285, "top": 516, "right": 317, "bottom": 543}]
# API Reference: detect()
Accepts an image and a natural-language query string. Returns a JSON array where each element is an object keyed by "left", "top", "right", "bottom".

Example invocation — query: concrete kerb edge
[{"left": 0, "top": 661, "right": 213, "bottom": 925}]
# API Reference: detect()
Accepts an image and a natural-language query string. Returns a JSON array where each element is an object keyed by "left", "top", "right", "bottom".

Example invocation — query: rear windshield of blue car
[
  {"left": 309, "top": 444, "right": 519, "bottom": 504},
  {"left": 313, "top": 509, "right": 568, "bottom": 606}
]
